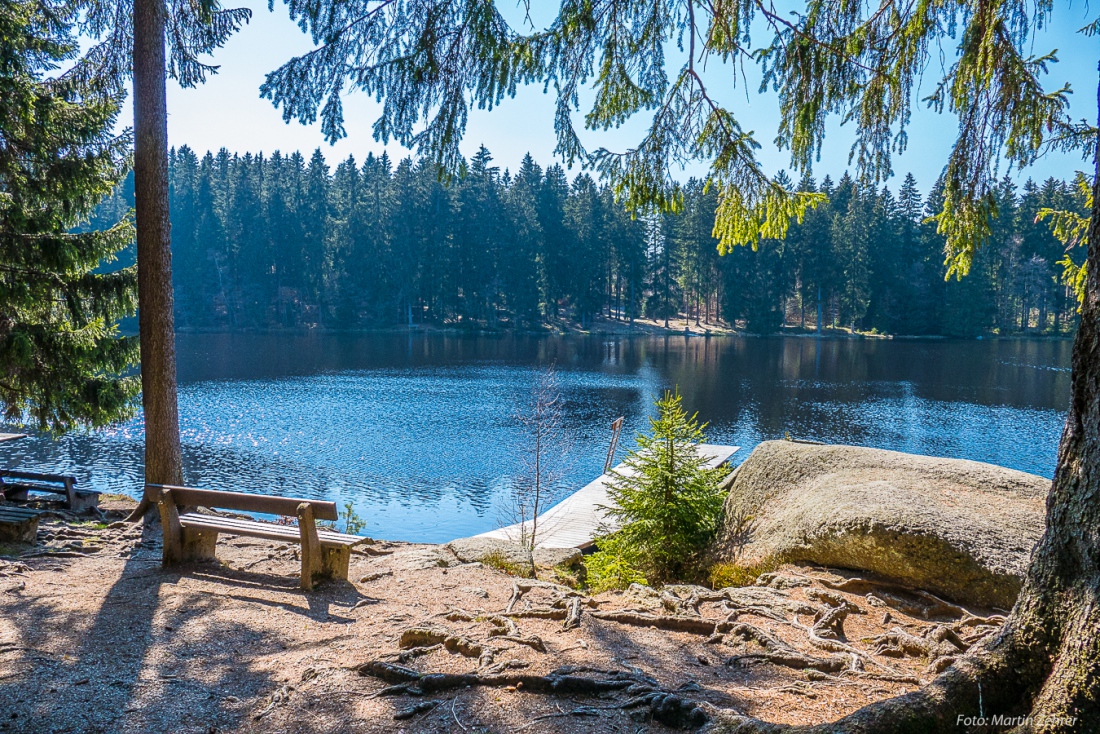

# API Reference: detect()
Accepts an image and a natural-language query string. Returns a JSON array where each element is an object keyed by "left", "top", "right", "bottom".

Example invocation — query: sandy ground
[{"left": 0, "top": 503, "right": 1003, "bottom": 734}]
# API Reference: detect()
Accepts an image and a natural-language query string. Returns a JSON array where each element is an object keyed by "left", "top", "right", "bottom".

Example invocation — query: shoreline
[{"left": 172, "top": 321, "right": 1076, "bottom": 341}]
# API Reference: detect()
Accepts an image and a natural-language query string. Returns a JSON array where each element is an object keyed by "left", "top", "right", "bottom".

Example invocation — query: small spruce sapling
[
  {"left": 587, "top": 389, "right": 728, "bottom": 590},
  {"left": 342, "top": 501, "right": 366, "bottom": 535}
]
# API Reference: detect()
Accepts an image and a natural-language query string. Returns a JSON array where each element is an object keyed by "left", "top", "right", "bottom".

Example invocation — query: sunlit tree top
[{"left": 261, "top": 0, "right": 1091, "bottom": 268}]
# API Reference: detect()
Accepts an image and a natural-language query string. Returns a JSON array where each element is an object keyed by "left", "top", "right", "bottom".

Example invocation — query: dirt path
[{"left": 0, "top": 509, "right": 1003, "bottom": 733}]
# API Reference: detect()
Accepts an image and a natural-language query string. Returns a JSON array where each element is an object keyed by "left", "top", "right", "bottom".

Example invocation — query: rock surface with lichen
[
  {"left": 444, "top": 536, "right": 583, "bottom": 570},
  {"left": 712, "top": 440, "right": 1049, "bottom": 608}
]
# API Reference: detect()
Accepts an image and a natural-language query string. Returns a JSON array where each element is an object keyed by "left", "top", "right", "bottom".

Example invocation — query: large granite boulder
[{"left": 713, "top": 441, "right": 1050, "bottom": 608}]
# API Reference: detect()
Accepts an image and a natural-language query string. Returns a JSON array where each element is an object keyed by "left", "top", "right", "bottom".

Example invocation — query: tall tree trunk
[
  {"left": 717, "top": 63, "right": 1100, "bottom": 734},
  {"left": 133, "top": 0, "right": 183, "bottom": 489},
  {"left": 816, "top": 285, "right": 823, "bottom": 333}
]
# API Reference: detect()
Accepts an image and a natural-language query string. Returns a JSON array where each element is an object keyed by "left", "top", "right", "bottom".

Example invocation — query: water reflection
[{"left": 1, "top": 333, "right": 1069, "bottom": 542}]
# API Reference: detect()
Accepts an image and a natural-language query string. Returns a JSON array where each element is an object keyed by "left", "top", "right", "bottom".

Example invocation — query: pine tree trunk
[
  {"left": 133, "top": 0, "right": 183, "bottom": 489},
  {"left": 716, "top": 63, "right": 1100, "bottom": 734},
  {"left": 816, "top": 286, "right": 823, "bottom": 333}
]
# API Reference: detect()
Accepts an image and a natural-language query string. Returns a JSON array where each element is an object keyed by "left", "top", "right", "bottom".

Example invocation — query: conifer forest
[{"left": 92, "top": 145, "right": 1088, "bottom": 337}]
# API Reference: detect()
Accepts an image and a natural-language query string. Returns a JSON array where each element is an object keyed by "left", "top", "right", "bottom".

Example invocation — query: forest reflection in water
[{"left": 1, "top": 333, "right": 1069, "bottom": 542}]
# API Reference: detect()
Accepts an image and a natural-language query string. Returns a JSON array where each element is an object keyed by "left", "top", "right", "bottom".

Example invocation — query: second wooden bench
[
  {"left": 0, "top": 470, "right": 99, "bottom": 511},
  {"left": 148, "top": 484, "right": 366, "bottom": 590}
]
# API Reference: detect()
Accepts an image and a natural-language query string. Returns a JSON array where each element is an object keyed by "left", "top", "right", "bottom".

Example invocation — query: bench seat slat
[
  {"left": 0, "top": 507, "right": 43, "bottom": 520},
  {"left": 179, "top": 513, "right": 364, "bottom": 547},
  {"left": 2, "top": 482, "right": 66, "bottom": 494}
]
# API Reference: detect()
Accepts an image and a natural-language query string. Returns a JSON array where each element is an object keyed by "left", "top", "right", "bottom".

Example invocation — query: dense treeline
[{"left": 93, "top": 146, "right": 1087, "bottom": 336}]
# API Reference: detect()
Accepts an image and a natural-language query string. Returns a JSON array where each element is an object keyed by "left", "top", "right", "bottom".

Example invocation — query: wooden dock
[{"left": 475, "top": 444, "right": 739, "bottom": 549}]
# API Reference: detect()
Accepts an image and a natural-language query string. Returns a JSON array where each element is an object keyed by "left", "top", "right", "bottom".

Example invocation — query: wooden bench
[
  {"left": 0, "top": 505, "right": 42, "bottom": 543},
  {"left": 0, "top": 470, "right": 99, "bottom": 511},
  {"left": 148, "top": 484, "right": 365, "bottom": 590}
]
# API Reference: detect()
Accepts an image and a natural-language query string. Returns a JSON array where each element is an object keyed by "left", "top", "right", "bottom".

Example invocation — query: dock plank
[{"left": 475, "top": 444, "right": 738, "bottom": 549}]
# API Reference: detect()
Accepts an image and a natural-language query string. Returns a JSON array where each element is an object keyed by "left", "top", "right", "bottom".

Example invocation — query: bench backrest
[
  {"left": 147, "top": 484, "right": 339, "bottom": 522},
  {"left": 0, "top": 470, "right": 75, "bottom": 487}
]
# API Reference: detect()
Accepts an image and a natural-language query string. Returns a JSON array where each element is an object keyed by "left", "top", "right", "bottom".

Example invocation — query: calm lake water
[{"left": 2, "top": 333, "right": 1070, "bottom": 542}]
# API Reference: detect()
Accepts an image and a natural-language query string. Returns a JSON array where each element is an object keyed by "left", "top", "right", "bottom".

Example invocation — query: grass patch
[
  {"left": 99, "top": 493, "right": 134, "bottom": 503},
  {"left": 549, "top": 562, "right": 586, "bottom": 589},
  {"left": 584, "top": 534, "right": 649, "bottom": 592},
  {"left": 0, "top": 542, "right": 26, "bottom": 558},
  {"left": 479, "top": 550, "right": 533, "bottom": 578},
  {"left": 71, "top": 520, "right": 110, "bottom": 530}
]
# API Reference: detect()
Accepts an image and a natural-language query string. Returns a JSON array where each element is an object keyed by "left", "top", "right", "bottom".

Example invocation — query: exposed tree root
[
  {"left": 791, "top": 619, "right": 878, "bottom": 668},
  {"left": 924, "top": 656, "right": 956, "bottom": 676},
  {"left": 755, "top": 572, "right": 812, "bottom": 590},
  {"left": 810, "top": 605, "right": 851, "bottom": 640},
  {"left": 719, "top": 602, "right": 798, "bottom": 626},
  {"left": 505, "top": 608, "right": 568, "bottom": 620},
  {"left": 807, "top": 592, "right": 861, "bottom": 641},
  {"left": 725, "top": 623, "right": 849, "bottom": 673},
  {"left": 395, "top": 643, "right": 442, "bottom": 663},
  {"left": 358, "top": 661, "right": 708, "bottom": 728},
  {"left": 445, "top": 609, "right": 478, "bottom": 623},
  {"left": 954, "top": 613, "right": 1006, "bottom": 629},
  {"left": 513, "top": 705, "right": 601, "bottom": 730},
  {"left": 723, "top": 587, "right": 821, "bottom": 617},
  {"left": 816, "top": 576, "right": 975, "bottom": 620},
  {"left": 870, "top": 625, "right": 967, "bottom": 660},
  {"left": 803, "top": 669, "right": 921, "bottom": 686},
  {"left": 398, "top": 627, "right": 495, "bottom": 667},
  {"left": 591, "top": 592, "right": 898, "bottom": 676},
  {"left": 563, "top": 596, "right": 583, "bottom": 630},
  {"left": 479, "top": 659, "right": 530, "bottom": 676},
  {"left": 591, "top": 610, "right": 720, "bottom": 634},
  {"left": 658, "top": 586, "right": 729, "bottom": 614},
  {"left": 393, "top": 699, "right": 442, "bottom": 720},
  {"left": 485, "top": 614, "right": 518, "bottom": 637},
  {"left": 500, "top": 634, "right": 547, "bottom": 652},
  {"left": 592, "top": 587, "right": 819, "bottom": 635},
  {"left": 504, "top": 580, "right": 583, "bottom": 614},
  {"left": 703, "top": 617, "right": 1063, "bottom": 733},
  {"left": 840, "top": 670, "right": 921, "bottom": 685},
  {"left": 0, "top": 561, "right": 30, "bottom": 578}
]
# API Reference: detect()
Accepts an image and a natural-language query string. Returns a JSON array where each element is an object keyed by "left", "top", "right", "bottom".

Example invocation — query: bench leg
[
  {"left": 158, "top": 490, "right": 184, "bottom": 567},
  {"left": 321, "top": 546, "right": 351, "bottom": 581},
  {"left": 69, "top": 493, "right": 99, "bottom": 513},
  {"left": 298, "top": 503, "right": 322, "bottom": 591},
  {"left": 180, "top": 529, "right": 219, "bottom": 562},
  {"left": 0, "top": 516, "right": 38, "bottom": 543}
]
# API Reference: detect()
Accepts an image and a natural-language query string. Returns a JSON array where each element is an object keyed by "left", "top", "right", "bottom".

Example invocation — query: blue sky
[{"left": 161, "top": 1, "right": 1098, "bottom": 193}]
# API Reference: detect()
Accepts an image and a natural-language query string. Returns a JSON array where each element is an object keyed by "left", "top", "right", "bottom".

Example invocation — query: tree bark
[
  {"left": 133, "top": 0, "right": 183, "bottom": 489},
  {"left": 713, "top": 63, "right": 1100, "bottom": 734}
]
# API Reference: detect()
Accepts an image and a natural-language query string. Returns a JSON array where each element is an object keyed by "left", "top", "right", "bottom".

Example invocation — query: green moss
[{"left": 707, "top": 559, "right": 777, "bottom": 589}]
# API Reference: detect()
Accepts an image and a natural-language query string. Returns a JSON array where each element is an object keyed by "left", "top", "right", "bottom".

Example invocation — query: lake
[{"left": 2, "top": 333, "right": 1070, "bottom": 543}]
